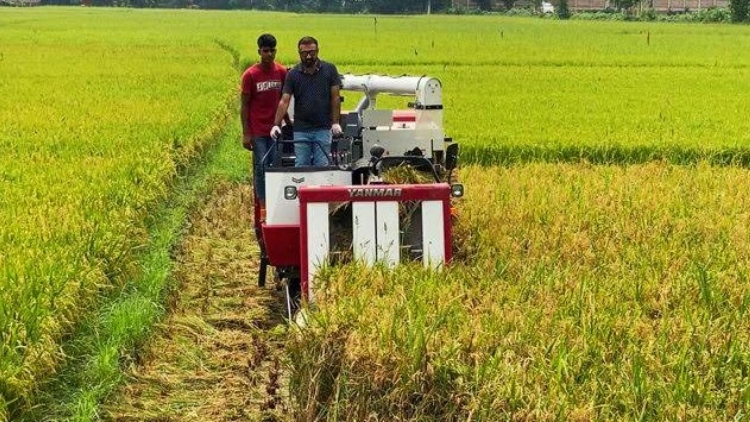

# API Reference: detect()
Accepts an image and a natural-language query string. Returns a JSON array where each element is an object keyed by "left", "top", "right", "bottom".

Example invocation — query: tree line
[
  {"left": 25, "top": 0, "right": 750, "bottom": 22},
  {"left": 39, "top": 0, "right": 454, "bottom": 12}
]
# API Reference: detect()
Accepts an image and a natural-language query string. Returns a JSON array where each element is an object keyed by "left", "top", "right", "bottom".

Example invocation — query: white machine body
[
  {"left": 340, "top": 74, "right": 446, "bottom": 159},
  {"left": 259, "top": 74, "right": 458, "bottom": 303},
  {"left": 265, "top": 169, "right": 351, "bottom": 225}
]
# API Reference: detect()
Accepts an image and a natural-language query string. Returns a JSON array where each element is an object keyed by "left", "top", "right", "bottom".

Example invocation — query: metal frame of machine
[{"left": 252, "top": 74, "right": 463, "bottom": 318}]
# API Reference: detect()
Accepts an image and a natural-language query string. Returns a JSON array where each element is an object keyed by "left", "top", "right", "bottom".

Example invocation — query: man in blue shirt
[{"left": 271, "top": 36, "right": 342, "bottom": 167}]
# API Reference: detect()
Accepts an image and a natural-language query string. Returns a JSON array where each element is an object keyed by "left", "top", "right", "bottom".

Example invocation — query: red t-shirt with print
[{"left": 241, "top": 62, "right": 287, "bottom": 137}]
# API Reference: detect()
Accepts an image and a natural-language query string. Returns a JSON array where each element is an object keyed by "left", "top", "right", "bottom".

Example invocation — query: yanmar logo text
[{"left": 347, "top": 187, "right": 403, "bottom": 198}]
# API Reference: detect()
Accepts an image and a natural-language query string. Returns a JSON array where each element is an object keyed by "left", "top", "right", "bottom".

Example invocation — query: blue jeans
[
  {"left": 252, "top": 136, "right": 274, "bottom": 204},
  {"left": 294, "top": 129, "right": 332, "bottom": 167}
]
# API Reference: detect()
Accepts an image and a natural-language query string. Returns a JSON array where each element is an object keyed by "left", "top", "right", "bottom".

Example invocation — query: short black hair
[
  {"left": 257, "top": 33, "right": 277, "bottom": 49},
  {"left": 297, "top": 36, "right": 318, "bottom": 49}
]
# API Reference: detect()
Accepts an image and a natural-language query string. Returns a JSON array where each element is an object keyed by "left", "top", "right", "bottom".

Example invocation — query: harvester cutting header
[{"left": 254, "top": 73, "right": 463, "bottom": 318}]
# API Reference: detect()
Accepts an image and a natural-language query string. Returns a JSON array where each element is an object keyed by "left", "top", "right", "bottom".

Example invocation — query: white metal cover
[
  {"left": 351, "top": 201, "right": 400, "bottom": 267},
  {"left": 305, "top": 202, "right": 330, "bottom": 303},
  {"left": 341, "top": 74, "right": 433, "bottom": 96},
  {"left": 362, "top": 129, "right": 435, "bottom": 158},
  {"left": 307, "top": 199, "right": 446, "bottom": 285},
  {"left": 362, "top": 109, "right": 393, "bottom": 127},
  {"left": 352, "top": 202, "right": 377, "bottom": 265},
  {"left": 375, "top": 201, "right": 400, "bottom": 267},
  {"left": 265, "top": 170, "right": 351, "bottom": 225},
  {"left": 421, "top": 200, "right": 445, "bottom": 268}
]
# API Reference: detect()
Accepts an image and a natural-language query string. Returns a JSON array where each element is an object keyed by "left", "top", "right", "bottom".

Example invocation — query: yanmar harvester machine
[{"left": 253, "top": 74, "right": 463, "bottom": 319}]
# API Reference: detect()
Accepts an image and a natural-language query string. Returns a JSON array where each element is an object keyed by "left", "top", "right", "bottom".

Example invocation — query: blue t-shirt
[{"left": 283, "top": 60, "right": 341, "bottom": 131}]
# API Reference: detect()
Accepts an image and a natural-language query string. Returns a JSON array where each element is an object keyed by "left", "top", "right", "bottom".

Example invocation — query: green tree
[
  {"left": 730, "top": 0, "right": 749, "bottom": 21},
  {"left": 341, "top": 0, "right": 367, "bottom": 12},
  {"left": 366, "top": 0, "right": 426, "bottom": 12},
  {"left": 476, "top": 0, "right": 492, "bottom": 10},
  {"left": 499, "top": 0, "right": 515, "bottom": 11}
]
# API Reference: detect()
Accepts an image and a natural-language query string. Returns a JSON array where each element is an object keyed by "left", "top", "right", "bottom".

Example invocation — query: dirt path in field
[{"left": 103, "top": 182, "right": 291, "bottom": 422}]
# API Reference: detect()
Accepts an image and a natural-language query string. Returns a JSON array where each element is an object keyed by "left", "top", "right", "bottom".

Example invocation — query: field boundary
[{"left": 463, "top": 144, "right": 750, "bottom": 167}]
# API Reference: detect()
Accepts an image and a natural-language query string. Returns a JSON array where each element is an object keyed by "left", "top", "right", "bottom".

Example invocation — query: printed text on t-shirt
[{"left": 256, "top": 80, "right": 282, "bottom": 92}]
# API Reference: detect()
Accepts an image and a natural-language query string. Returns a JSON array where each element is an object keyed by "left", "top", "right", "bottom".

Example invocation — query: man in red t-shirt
[{"left": 241, "top": 33, "right": 288, "bottom": 205}]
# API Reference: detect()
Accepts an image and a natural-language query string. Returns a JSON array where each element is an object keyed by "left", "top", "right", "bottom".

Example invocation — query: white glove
[
  {"left": 270, "top": 125, "right": 282, "bottom": 139},
  {"left": 331, "top": 123, "right": 343, "bottom": 135}
]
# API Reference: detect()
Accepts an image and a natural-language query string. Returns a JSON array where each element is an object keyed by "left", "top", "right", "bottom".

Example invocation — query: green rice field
[{"left": 2, "top": 6, "right": 750, "bottom": 420}]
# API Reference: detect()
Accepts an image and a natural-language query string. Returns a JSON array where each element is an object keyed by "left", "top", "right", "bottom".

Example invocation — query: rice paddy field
[{"left": 3, "top": 6, "right": 750, "bottom": 421}]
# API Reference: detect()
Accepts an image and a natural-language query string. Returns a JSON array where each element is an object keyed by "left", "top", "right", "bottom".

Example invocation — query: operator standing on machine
[{"left": 270, "top": 36, "right": 342, "bottom": 167}]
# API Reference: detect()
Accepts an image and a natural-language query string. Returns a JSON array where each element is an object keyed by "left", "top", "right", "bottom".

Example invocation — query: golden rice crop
[
  {"left": 0, "top": 7, "right": 237, "bottom": 417},
  {"left": 289, "top": 162, "right": 750, "bottom": 420},
  {"left": 5, "top": 6, "right": 750, "bottom": 420}
]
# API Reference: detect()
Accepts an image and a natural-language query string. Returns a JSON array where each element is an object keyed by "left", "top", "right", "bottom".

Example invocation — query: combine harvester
[{"left": 253, "top": 74, "right": 464, "bottom": 319}]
